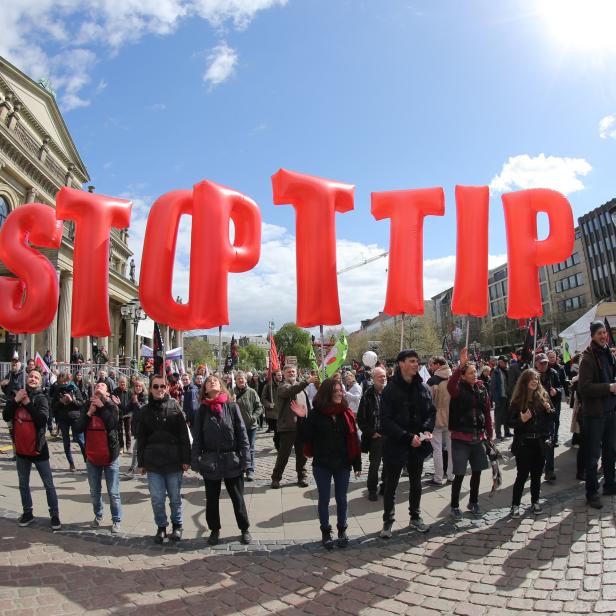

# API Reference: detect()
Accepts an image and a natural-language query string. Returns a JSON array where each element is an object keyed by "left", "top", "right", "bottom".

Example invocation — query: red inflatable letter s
[{"left": 0, "top": 204, "right": 62, "bottom": 333}]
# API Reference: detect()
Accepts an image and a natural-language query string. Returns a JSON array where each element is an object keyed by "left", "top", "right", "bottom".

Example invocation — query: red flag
[
  {"left": 35, "top": 352, "right": 50, "bottom": 374},
  {"left": 269, "top": 336, "right": 280, "bottom": 372}
]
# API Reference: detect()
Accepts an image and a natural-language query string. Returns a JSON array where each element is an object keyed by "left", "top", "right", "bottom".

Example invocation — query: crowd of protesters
[{"left": 1, "top": 319, "right": 614, "bottom": 548}]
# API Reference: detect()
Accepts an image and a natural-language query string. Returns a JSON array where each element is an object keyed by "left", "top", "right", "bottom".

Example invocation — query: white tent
[{"left": 559, "top": 301, "right": 616, "bottom": 353}]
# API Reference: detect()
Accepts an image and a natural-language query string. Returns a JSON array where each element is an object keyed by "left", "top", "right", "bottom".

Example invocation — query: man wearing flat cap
[
  {"left": 578, "top": 320, "right": 616, "bottom": 509},
  {"left": 379, "top": 349, "right": 436, "bottom": 538},
  {"left": 534, "top": 352, "right": 561, "bottom": 482}
]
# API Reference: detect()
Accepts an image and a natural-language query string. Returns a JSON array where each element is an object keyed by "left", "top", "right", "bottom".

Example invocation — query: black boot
[
  {"left": 170, "top": 524, "right": 183, "bottom": 542},
  {"left": 321, "top": 526, "right": 334, "bottom": 550},
  {"left": 154, "top": 527, "right": 166, "bottom": 544},
  {"left": 337, "top": 526, "right": 349, "bottom": 548}
]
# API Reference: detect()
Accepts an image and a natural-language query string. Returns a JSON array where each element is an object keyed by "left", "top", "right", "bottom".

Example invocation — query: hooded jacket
[
  {"left": 427, "top": 365, "right": 452, "bottom": 429},
  {"left": 233, "top": 385, "right": 263, "bottom": 430}
]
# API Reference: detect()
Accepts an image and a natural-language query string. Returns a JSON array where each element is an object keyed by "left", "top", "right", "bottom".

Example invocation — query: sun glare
[{"left": 541, "top": 0, "right": 616, "bottom": 51}]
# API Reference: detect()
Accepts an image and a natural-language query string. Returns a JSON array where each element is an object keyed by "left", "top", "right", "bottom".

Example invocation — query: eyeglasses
[{"left": 152, "top": 384, "right": 167, "bottom": 390}]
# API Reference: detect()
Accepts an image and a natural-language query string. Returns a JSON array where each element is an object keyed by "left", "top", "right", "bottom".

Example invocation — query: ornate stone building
[{"left": 0, "top": 55, "right": 139, "bottom": 363}]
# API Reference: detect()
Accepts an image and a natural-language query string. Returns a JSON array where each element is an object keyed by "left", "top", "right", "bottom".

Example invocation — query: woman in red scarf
[
  {"left": 291, "top": 378, "right": 361, "bottom": 549},
  {"left": 190, "top": 375, "right": 251, "bottom": 546}
]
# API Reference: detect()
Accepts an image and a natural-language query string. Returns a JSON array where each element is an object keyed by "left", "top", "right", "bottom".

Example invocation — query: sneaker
[
  {"left": 510, "top": 505, "right": 521, "bottom": 518},
  {"left": 531, "top": 502, "right": 542, "bottom": 514},
  {"left": 430, "top": 478, "right": 446, "bottom": 486},
  {"left": 297, "top": 479, "right": 309, "bottom": 488},
  {"left": 111, "top": 522, "right": 121, "bottom": 534},
  {"left": 587, "top": 494, "right": 603, "bottom": 509},
  {"left": 321, "top": 527, "right": 334, "bottom": 549},
  {"left": 270, "top": 480, "right": 280, "bottom": 489},
  {"left": 450, "top": 507, "right": 463, "bottom": 521},
  {"left": 207, "top": 530, "right": 220, "bottom": 546},
  {"left": 337, "top": 528, "right": 349, "bottom": 548},
  {"left": 50, "top": 516, "right": 62, "bottom": 531},
  {"left": 18, "top": 512, "right": 34, "bottom": 527},
  {"left": 544, "top": 471, "right": 556, "bottom": 482},
  {"left": 91, "top": 516, "right": 103, "bottom": 528},
  {"left": 467, "top": 502, "right": 482, "bottom": 516},
  {"left": 170, "top": 525, "right": 183, "bottom": 542},
  {"left": 409, "top": 517, "right": 430, "bottom": 533},
  {"left": 69, "top": 463, "right": 76, "bottom": 472},
  {"left": 240, "top": 531, "right": 252, "bottom": 545},
  {"left": 154, "top": 527, "right": 166, "bottom": 544},
  {"left": 245, "top": 471, "right": 254, "bottom": 482},
  {"left": 368, "top": 491, "right": 378, "bottom": 501},
  {"left": 379, "top": 521, "right": 393, "bottom": 539}
]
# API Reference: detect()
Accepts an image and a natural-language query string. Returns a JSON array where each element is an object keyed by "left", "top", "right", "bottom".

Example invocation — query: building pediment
[{"left": 0, "top": 56, "right": 88, "bottom": 183}]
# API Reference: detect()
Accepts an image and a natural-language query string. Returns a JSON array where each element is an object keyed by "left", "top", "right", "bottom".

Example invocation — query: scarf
[
  {"left": 203, "top": 393, "right": 228, "bottom": 416},
  {"left": 304, "top": 403, "right": 361, "bottom": 462}
]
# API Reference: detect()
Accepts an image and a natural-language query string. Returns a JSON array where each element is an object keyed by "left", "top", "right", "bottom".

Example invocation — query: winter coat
[
  {"left": 299, "top": 408, "right": 361, "bottom": 472},
  {"left": 578, "top": 342, "right": 616, "bottom": 418},
  {"left": 447, "top": 367, "right": 493, "bottom": 439},
  {"left": 129, "top": 392, "right": 148, "bottom": 436},
  {"left": 3, "top": 387, "right": 50, "bottom": 461},
  {"left": 509, "top": 395, "right": 554, "bottom": 437},
  {"left": 137, "top": 395, "right": 191, "bottom": 474},
  {"left": 260, "top": 379, "right": 280, "bottom": 419},
  {"left": 73, "top": 398, "right": 121, "bottom": 463},
  {"left": 191, "top": 402, "right": 250, "bottom": 480},
  {"left": 357, "top": 385, "right": 383, "bottom": 447},
  {"left": 182, "top": 383, "right": 199, "bottom": 425},
  {"left": 490, "top": 367, "right": 509, "bottom": 404},
  {"left": 275, "top": 380, "right": 311, "bottom": 433},
  {"left": 380, "top": 369, "right": 436, "bottom": 465},
  {"left": 427, "top": 366, "right": 452, "bottom": 429},
  {"left": 539, "top": 366, "right": 565, "bottom": 409},
  {"left": 233, "top": 386, "right": 263, "bottom": 430},
  {"left": 112, "top": 387, "right": 132, "bottom": 418},
  {"left": 51, "top": 382, "right": 84, "bottom": 423},
  {"left": 507, "top": 362, "right": 524, "bottom": 398}
]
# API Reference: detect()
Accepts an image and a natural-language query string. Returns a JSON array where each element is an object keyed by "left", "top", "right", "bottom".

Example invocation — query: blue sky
[{"left": 3, "top": 0, "right": 616, "bottom": 334}]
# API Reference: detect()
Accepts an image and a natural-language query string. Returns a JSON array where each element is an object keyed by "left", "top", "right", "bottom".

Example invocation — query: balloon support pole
[
  {"left": 320, "top": 325, "right": 326, "bottom": 381},
  {"left": 218, "top": 326, "right": 223, "bottom": 373},
  {"left": 22, "top": 333, "right": 29, "bottom": 389},
  {"left": 400, "top": 313, "right": 405, "bottom": 352},
  {"left": 162, "top": 325, "right": 167, "bottom": 381},
  {"left": 465, "top": 320, "right": 470, "bottom": 350},
  {"left": 532, "top": 318, "right": 538, "bottom": 365}
]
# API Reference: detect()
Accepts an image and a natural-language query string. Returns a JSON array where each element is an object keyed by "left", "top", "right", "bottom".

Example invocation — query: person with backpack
[
  {"left": 138, "top": 375, "right": 191, "bottom": 543},
  {"left": 191, "top": 375, "right": 252, "bottom": 546},
  {"left": 2, "top": 369, "right": 61, "bottom": 530},
  {"left": 52, "top": 372, "right": 85, "bottom": 471},
  {"left": 74, "top": 381, "right": 122, "bottom": 533}
]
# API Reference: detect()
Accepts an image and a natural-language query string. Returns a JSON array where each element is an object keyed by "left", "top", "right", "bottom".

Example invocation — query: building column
[
  {"left": 57, "top": 273, "right": 73, "bottom": 363},
  {"left": 25, "top": 187, "right": 37, "bottom": 203},
  {"left": 125, "top": 319, "right": 134, "bottom": 362},
  {"left": 45, "top": 306, "right": 58, "bottom": 364}
]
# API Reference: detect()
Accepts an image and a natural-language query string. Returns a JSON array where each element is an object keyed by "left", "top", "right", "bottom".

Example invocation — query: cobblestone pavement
[{"left": 1, "top": 403, "right": 616, "bottom": 615}]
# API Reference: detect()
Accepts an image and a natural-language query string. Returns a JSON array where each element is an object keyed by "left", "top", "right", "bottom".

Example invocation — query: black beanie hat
[{"left": 590, "top": 320, "right": 606, "bottom": 336}]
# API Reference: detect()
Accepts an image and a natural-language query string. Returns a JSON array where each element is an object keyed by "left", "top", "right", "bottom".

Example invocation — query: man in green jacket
[{"left": 234, "top": 372, "right": 263, "bottom": 481}]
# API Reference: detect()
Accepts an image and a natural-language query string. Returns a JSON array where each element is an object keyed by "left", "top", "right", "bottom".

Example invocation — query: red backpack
[
  {"left": 85, "top": 415, "right": 111, "bottom": 466},
  {"left": 14, "top": 406, "right": 40, "bottom": 457}
]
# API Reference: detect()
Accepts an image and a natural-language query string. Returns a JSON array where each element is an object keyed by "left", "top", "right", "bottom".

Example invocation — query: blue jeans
[
  {"left": 86, "top": 458, "right": 122, "bottom": 522},
  {"left": 58, "top": 419, "right": 85, "bottom": 466},
  {"left": 312, "top": 464, "right": 350, "bottom": 530},
  {"left": 147, "top": 471, "right": 183, "bottom": 528},
  {"left": 16, "top": 456, "right": 59, "bottom": 517},
  {"left": 247, "top": 428, "right": 257, "bottom": 473},
  {"left": 584, "top": 412, "right": 616, "bottom": 498}
]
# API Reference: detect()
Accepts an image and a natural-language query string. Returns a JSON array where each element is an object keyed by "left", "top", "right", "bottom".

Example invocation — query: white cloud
[
  {"left": 489, "top": 153, "right": 592, "bottom": 195},
  {"left": 147, "top": 103, "right": 167, "bottom": 111},
  {"left": 0, "top": 0, "right": 287, "bottom": 110},
  {"left": 599, "top": 114, "right": 616, "bottom": 139},
  {"left": 203, "top": 42, "right": 237, "bottom": 87},
  {"left": 122, "top": 194, "right": 507, "bottom": 334}
]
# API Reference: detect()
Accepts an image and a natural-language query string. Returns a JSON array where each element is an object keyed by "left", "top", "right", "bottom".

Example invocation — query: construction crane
[{"left": 337, "top": 251, "right": 389, "bottom": 275}]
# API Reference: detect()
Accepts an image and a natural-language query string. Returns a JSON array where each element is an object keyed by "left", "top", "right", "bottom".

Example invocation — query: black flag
[{"left": 153, "top": 322, "right": 165, "bottom": 378}]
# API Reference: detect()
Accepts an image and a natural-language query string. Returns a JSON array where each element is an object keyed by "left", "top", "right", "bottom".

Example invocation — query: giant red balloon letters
[
  {"left": 0, "top": 177, "right": 575, "bottom": 336},
  {"left": 140, "top": 180, "right": 261, "bottom": 331}
]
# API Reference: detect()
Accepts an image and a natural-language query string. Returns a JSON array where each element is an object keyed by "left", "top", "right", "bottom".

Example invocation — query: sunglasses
[{"left": 152, "top": 384, "right": 167, "bottom": 390}]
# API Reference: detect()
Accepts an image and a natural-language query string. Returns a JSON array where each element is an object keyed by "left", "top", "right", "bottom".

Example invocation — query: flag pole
[
  {"left": 162, "top": 325, "right": 167, "bottom": 381},
  {"left": 217, "top": 325, "right": 223, "bottom": 373},
  {"left": 465, "top": 319, "right": 470, "bottom": 350},
  {"left": 268, "top": 321, "right": 274, "bottom": 406},
  {"left": 320, "top": 325, "right": 326, "bottom": 381},
  {"left": 400, "top": 313, "right": 405, "bottom": 351},
  {"left": 532, "top": 317, "right": 538, "bottom": 365},
  {"left": 22, "top": 333, "right": 28, "bottom": 389}
]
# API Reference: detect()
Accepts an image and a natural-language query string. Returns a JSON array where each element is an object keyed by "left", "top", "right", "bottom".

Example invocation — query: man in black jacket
[
  {"left": 380, "top": 349, "right": 436, "bottom": 538},
  {"left": 2, "top": 369, "right": 61, "bottom": 530},
  {"left": 547, "top": 350, "right": 569, "bottom": 445},
  {"left": 535, "top": 353, "right": 561, "bottom": 481},
  {"left": 357, "top": 366, "right": 387, "bottom": 501},
  {"left": 52, "top": 372, "right": 85, "bottom": 471},
  {"left": 138, "top": 376, "right": 191, "bottom": 543}
]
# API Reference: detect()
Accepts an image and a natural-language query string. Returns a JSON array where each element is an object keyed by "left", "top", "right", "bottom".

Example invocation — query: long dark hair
[
  {"left": 510, "top": 368, "right": 551, "bottom": 412},
  {"left": 312, "top": 378, "right": 348, "bottom": 411}
]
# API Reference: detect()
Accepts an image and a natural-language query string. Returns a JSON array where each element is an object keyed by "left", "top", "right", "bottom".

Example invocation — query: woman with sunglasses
[
  {"left": 191, "top": 375, "right": 251, "bottom": 546},
  {"left": 509, "top": 369, "right": 555, "bottom": 518},
  {"left": 291, "top": 378, "right": 361, "bottom": 549}
]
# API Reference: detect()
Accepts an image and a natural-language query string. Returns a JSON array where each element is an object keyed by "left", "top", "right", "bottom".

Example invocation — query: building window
[
  {"left": 573, "top": 252, "right": 581, "bottom": 265},
  {"left": 0, "top": 196, "right": 8, "bottom": 229}
]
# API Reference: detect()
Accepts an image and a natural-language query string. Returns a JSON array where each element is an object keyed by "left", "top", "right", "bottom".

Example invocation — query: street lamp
[{"left": 121, "top": 300, "right": 147, "bottom": 369}]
